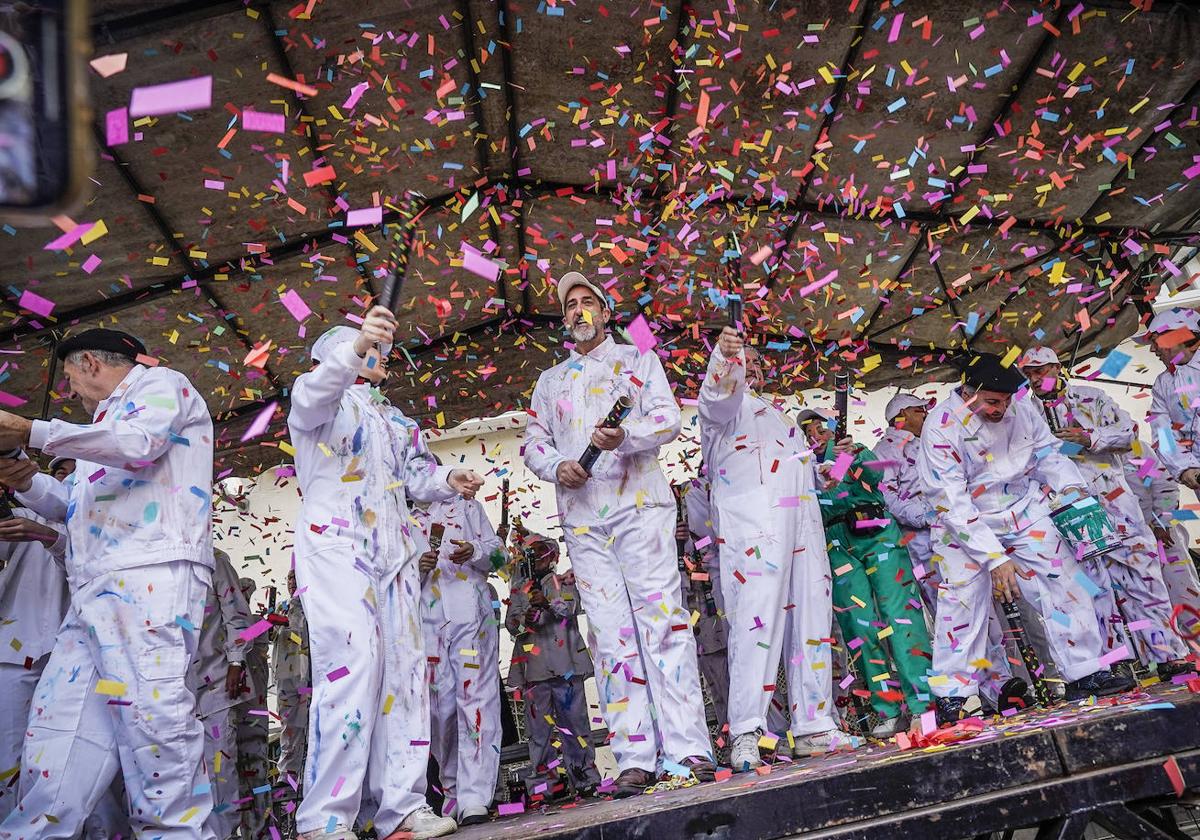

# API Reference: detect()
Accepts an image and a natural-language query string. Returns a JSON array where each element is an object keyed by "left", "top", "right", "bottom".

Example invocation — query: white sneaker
[
  {"left": 301, "top": 829, "right": 356, "bottom": 840},
  {"left": 730, "top": 730, "right": 762, "bottom": 772},
  {"left": 793, "top": 729, "right": 865, "bottom": 755},
  {"left": 870, "top": 716, "right": 903, "bottom": 738},
  {"left": 391, "top": 805, "right": 458, "bottom": 839}
]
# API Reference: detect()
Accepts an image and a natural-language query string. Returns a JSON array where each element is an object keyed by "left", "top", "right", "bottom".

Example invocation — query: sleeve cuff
[{"left": 28, "top": 419, "right": 51, "bottom": 451}]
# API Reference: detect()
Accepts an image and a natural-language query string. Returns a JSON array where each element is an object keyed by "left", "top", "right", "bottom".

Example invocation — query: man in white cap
[
  {"left": 524, "top": 271, "right": 713, "bottom": 798},
  {"left": 288, "top": 306, "right": 483, "bottom": 840},
  {"left": 874, "top": 394, "right": 1032, "bottom": 714},
  {"left": 0, "top": 327, "right": 217, "bottom": 839},
  {"left": 1020, "top": 346, "right": 1191, "bottom": 680},
  {"left": 1146, "top": 307, "right": 1200, "bottom": 494},
  {"left": 698, "top": 326, "right": 849, "bottom": 769},
  {"left": 414, "top": 482, "right": 503, "bottom": 827},
  {"left": 917, "top": 353, "right": 1134, "bottom": 725}
]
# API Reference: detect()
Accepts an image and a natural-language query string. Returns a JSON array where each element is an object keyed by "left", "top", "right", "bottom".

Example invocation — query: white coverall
[
  {"left": 524, "top": 336, "right": 711, "bottom": 773},
  {"left": 874, "top": 427, "right": 1025, "bottom": 704},
  {"left": 697, "top": 346, "right": 836, "bottom": 739},
  {"left": 414, "top": 497, "right": 502, "bottom": 819},
  {"left": 1039, "top": 386, "right": 1185, "bottom": 663},
  {"left": 190, "top": 551, "right": 254, "bottom": 840},
  {"left": 288, "top": 338, "right": 456, "bottom": 836},
  {"left": 272, "top": 596, "right": 310, "bottom": 789},
  {"left": 0, "top": 511, "right": 68, "bottom": 821},
  {"left": 917, "top": 389, "right": 1107, "bottom": 697},
  {"left": 1124, "top": 442, "right": 1200, "bottom": 621},
  {"left": 6, "top": 363, "right": 216, "bottom": 840}
]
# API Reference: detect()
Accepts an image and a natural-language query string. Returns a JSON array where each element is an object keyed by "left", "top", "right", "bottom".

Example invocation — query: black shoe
[
  {"left": 611, "top": 767, "right": 655, "bottom": 799},
  {"left": 679, "top": 755, "right": 716, "bottom": 783},
  {"left": 997, "top": 677, "right": 1035, "bottom": 713},
  {"left": 935, "top": 696, "right": 967, "bottom": 727},
  {"left": 1064, "top": 669, "right": 1136, "bottom": 701},
  {"left": 1157, "top": 660, "right": 1197, "bottom": 681},
  {"left": 1111, "top": 659, "right": 1137, "bottom": 682},
  {"left": 459, "top": 810, "right": 489, "bottom": 826}
]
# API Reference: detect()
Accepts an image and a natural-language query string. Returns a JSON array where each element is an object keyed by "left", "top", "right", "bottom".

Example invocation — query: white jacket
[
  {"left": 19, "top": 364, "right": 215, "bottom": 585},
  {"left": 873, "top": 426, "right": 935, "bottom": 530},
  {"left": 524, "top": 337, "right": 681, "bottom": 526},
  {"left": 1148, "top": 353, "right": 1200, "bottom": 479},
  {"left": 1037, "top": 383, "right": 1136, "bottom": 498},
  {"left": 0, "top": 507, "right": 69, "bottom": 664},
  {"left": 917, "top": 388, "right": 1086, "bottom": 572},
  {"left": 415, "top": 496, "right": 502, "bottom": 626},
  {"left": 288, "top": 340, "right": 456, "bottom": 575}
]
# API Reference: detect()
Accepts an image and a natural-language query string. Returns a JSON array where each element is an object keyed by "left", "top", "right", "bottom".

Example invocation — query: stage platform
[{"left": 457, "top": 681, "right": 1200, "bottom": 840}]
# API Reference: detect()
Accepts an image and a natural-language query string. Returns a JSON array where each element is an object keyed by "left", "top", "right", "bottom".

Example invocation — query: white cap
[
  {"left": 796, "top": 408, "right": 832, "bottom": 426},
  {"left": 884, "top": 393, "right": 929, "bottom": 423},
  {"left": 1137, "top": 308, "right": 1200, "bottom": 343},
  {"left": 555, "top": 271, "right": 609, "bottom": 313},
  {"left": 1019, "top": 346, "right": 1060, "bottom": 368},
  {"left": 310, "top": 325, "right": 357, "bottom": 362}
]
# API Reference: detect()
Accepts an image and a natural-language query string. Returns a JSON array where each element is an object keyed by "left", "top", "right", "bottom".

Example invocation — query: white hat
[
  {"left": 1019, "top": 346, "right": 1060, "bottom": 368},
  {"left": 884, "top": 393, "right": 929, "bottom": 423},
  {"left": 555, "top": 271, "right": 610, "bottom": 313},
  {"left": 1137, "top": 308, "right": 1200, "bottom": 343},
  {"left": 796, "top": 408, "right": 832, "bottom": 426},
  {"left": 310, "top": 325, "right": 357, "bottom": 362}
]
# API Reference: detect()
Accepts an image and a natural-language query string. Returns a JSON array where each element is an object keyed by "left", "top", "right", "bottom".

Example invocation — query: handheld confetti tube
[
  {"left": 499, "top": 477, "right": 510, "bottom": 534},
  {"left": 1001, "top": 598, "right": 1052, "bottom": 708},
  {"left": 834, "top": 371, "right": 850, "bottom": 441},
  {"left": 578, "top": 395, "right": 634, "bottom": 475},
  {"left": 727, "top": 294, "right": 743, "bottom": 332},
  {"left": 672, "top": 483, "right": 688, "bottom": 562}
]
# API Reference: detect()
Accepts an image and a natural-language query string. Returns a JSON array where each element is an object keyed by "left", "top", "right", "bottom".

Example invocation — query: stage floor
[{"left": 455, "top": 680, "right": 1200, "bottom": 840}]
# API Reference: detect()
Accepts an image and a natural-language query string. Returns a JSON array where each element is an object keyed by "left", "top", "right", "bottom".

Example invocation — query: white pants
[
  {"left": 716, "top": 496, "right": 835, "bottom": 738},
  {"left": 424, "top": 595, "right": 500, "bottom": 817},
  {"left": 930, "top": 511, "right": 1105, "bottom": 697},
  {"left": 564, "top": 503, "right": 712, "bottom": 772},
  {"left": 0, "top": 659, "right": 46, "bottom": 821},
  {"left": 1, "top": 561, "right": 214, "bottom": 840},
  {"left": 1082, "top": 493, "right": 1185, "bottom": 664},
  {"left": 296, "top": 548, "right": 427, "bottom": 836},
  {"left": 1160, "top": 523, "right": 1200, "bottom": 622},
  {"left": 276, "top": 679, "right": 309, "bottom": 789},
  {"left": 201, "top": 706, "right": 239, "bottom": 840}
]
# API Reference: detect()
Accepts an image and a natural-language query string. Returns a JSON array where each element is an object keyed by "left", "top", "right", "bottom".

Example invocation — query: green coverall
[{"left": 819, "top": 447, "right": 932, "bottom": 721}]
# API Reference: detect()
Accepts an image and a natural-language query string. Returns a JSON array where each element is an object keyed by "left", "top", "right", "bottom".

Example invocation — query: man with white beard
[
  {"left": 873, "top": 394, "right": 1032, "bottom": 714},
  {"left": 698, "top": 326, "right": 850, "bottom": 770},
  {"left": 524, "top": 272, "right": 713, "bottom": 798},
  {"left": 288, "top": 307, "right": 483, "bottom": 840},
  {"left": 414, "top": 492, "right": 503, "bottom": 826},
  {"left": 1020, "top": 347, "right": 1191, "bottom": 679},
  {"left": 0, "top": 328, "right": 216, "bottom": 838},
  {"left": 917, "top": 354, "right": 1134, "bottom": 725}
]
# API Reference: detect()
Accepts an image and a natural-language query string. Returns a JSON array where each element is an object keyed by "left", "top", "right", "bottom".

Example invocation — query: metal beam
[{"left": 495, "top": 0, "right": 534, "bottom": 314}]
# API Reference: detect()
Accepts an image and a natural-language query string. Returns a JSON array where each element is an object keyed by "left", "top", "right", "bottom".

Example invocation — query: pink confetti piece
[
  {"left": 829, "top": 451, "right": 854, "bottom": 482},
  {"left": 627, "top": 313, "right": 658, "bottom": 354},
  {"left": 461, "top": 244, "right": 502, "bottom": 282},
  {"left": 81, "top": 254, "right": 102, "bottom": 274},
  {"left": 279, "top": 289, "right": 312, "bottom": 322},
  {"left": 343, "top": 81, "right": 369, "bottom": 110},
  {"left": 18, "top": 289, "right": 55, "bottom": 317},
  {"left": 1099, "top": 644, "right": 1130, "bottom": 667},
  {"left": 0, "top": 391, "right": 27, "bottom": 408},
  {"left": 327, "top": 666, "right": 350, "bottom": 682},
  {"left": 497, "top": 802, "right": 525, "bottom": 816},
  {"left": 240, "top": 401, "right": 278, "bottom": 442},
  {"left": 346, "top": 206, "right": 382, "bottom": 227},
  {"left": 43, "top": 222, "right": 93, "bottom": 252},
  {"left": 105, "top": 107, "right": 129, "bottom": 146},
  {"left": 237, "top": 619, "right": 272, "bottom": 643},
  {"left": 89, "top": 53, "right": 127, "bottom": 78},
  {"left": 242, "top": 108, "right": 286, "bottom": 133},
  {"left": 129, "top": 75, "right": 213, "bottom": 117}
]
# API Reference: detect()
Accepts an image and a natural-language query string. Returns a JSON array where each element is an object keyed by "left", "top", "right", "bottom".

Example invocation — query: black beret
[
  {"left": 55, "top": 328, "right": 146, "bottom": 362},
  {"left": 959, "top": 352, "right": 1026, "bottom": 394}
]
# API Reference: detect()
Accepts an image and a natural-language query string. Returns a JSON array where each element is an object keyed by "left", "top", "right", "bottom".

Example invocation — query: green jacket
[{"left": 816, "top": 447, "right": 889, "bottom": 525}]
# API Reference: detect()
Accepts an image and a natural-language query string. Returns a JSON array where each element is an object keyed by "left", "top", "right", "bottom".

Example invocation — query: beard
[{"left": 570, "top": 321, "right": 599, "bottom": 343}]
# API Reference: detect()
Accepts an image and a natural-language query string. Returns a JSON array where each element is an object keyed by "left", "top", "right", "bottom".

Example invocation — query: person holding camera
[{"left": 504, "top": 533, "right": 600, "bottom": 800}]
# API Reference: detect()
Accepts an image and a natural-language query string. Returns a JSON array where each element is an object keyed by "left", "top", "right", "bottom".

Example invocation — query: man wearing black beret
[
  {"left": 0, "top": 328, "right": 217, "bottom": 838},
  {"left": 914, "top": 353, "right": 1135, "bottom": 726}
]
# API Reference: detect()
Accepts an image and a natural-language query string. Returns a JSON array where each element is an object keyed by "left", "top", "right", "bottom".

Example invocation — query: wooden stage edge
[{"left": 455, "top": 681, "right": 1200, "bottom": 840}]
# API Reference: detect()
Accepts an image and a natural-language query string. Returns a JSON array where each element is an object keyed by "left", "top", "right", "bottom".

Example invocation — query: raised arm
[
  {"left": 288, "top": 340, "right": 360, "bottom": 433},
  {"left": 698, "top": 332, "right": 748, "bottom": 430},
  {"left": 14, "top": 471, "right": 69, "bottom": 523}
]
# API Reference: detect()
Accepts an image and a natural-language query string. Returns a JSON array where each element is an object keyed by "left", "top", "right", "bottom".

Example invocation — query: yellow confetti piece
[
  {"left": 607, "top": 701, "right": 628, "bottom": 712},
  {"left": 1000, "top": 346, "right": 1022, "bottom": 368},
  {"left": 382, "top": 694, "right": 394, "bottom": 715},
  {"left": 459, "top": 649, "right": 478, "bottom": 657},
  {"left": 877, "top": 626, "right": 894, "bottom": 640},
  {"left": 95, "top": 679, "right": 127, "bottom": 697},
  {"left": 181, "top": 807, "right": 199, "bottom": 824},
  {"left": 81, "top": 220, "right": 108, "bottom": 245},
  {"left": 850, "top": 595, "right": 867, "bottom": 609},
  {"left": 279, "top": 441, "right": 296, "bottom": 456}
]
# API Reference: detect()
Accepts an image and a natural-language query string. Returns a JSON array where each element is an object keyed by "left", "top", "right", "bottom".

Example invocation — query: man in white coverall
[
  {"left": 287, "top": 306, "right": 482, "bottom": 840},
  {"left": 1020, "top": 347, "right": 1191, "bottom": 680},
  {"left": 874, "top": 394, "right": 1034, "bottom": 713},
  {"left": 917, "top": 353, "right": 1135, "bottom": 725},
  {"left": 698, "top": 326, "right": 850, "bottom": 771},
  {"left": 414, "top": 493, "right": 502, "bottom": 826},
  {"left": 0, "top": 328, "right": 216, "bottom": 839},
  {"left": 1123, "top": 441, "right": 1200, "bottom": 626},
  {"left": 523, "top": 272, "right": 713, "bottom": 799},
  {"left": 0, "top": 482, "right": 69, "bottom": 820},
  {"left": 191, "top": 550, "right": 255, "bottom": 839}
]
